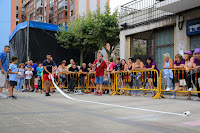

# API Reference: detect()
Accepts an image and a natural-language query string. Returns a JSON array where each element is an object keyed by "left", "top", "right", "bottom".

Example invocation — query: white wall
[
  {"left": 79, "top": 0, "right": 87, "bottom": 15},
  {"left": 90, "top": 0, "right": 97, "bottom": 12}
]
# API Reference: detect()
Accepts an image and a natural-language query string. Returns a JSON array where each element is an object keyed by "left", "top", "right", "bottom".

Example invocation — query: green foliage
[{"left": 55, "top": 3, "right": 120, "bottom": 63}]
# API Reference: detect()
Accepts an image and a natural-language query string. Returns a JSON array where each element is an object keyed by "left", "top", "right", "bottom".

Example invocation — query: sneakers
[
  {"left": 170, "top": 95, "right": 176, "bottom": 99},
  {"left": 165, "top": 87, "right": 171, "bottom": 91},
  {"left": 45, "top": 93, "right": 51, "bottom": 96},
  {"left": 139, "top": 87, "right": 143, "bottom": 89},
  {"left": 98, "top": 92, "right": 102, "bottom": 96},
  {"left": 8, "top": 95, "right": 17, "bottom": 99},
  {"left": 5, "top": 89, "right": 9, "bottom": 92},
  {"left": 0, "top": 93, "right": 7, "bottom": 99},
  {"left": 188, "top": 88, "right": 192, "bottom": 91},
  {"left": 193, "top": 97, "right": 200, "bottom": 101},
  {"left": 93, "top": 92, "right": 98, "bottom": 95}
]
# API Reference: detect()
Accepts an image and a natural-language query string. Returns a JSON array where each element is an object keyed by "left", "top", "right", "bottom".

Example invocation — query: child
[
  {"left": 16, "top": 63, "right": 25, "bottom": 91},
  {"left": 34, "top": 75, "right": 40, "bottom": 92},
  {"left": 8, "top": 56, "right": 18, "bottom": 99},
  {"left": 23, "top": 66, "right": 33, "bottom": 92}
]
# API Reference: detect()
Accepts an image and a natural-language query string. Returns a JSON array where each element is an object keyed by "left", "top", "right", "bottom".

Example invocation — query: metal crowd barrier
[
  {"left": 159, "top": 68, "right": 200, "bottom": 97},
  {"left": 114, "top": 70, "right": 160, "bottom": 98}
]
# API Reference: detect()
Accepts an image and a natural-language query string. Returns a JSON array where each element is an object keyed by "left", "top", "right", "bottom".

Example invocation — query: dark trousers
[{"left": 186, "top": 73, "right": 200, "bottom": 98}]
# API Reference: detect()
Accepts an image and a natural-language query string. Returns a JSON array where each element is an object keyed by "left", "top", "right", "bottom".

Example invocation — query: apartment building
[{"left": 11, "top": 0, "right": 109, "bottom": 34}]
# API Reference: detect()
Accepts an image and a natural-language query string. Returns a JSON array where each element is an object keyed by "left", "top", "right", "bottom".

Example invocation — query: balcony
[
  {"left": 119, "top": 0, "right": 173, "bottom": 28},
  {"left": 58, "top": 0, "right": 68, "bottom": 12},
  {"left": 155, "top": 0, "right": 200, "bottom": 13},
  {"left": 36, "top": 0, "right": 43, "bottom": 10}
]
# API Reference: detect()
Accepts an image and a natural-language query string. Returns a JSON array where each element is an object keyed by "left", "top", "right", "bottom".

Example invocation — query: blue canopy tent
[{"left": 9, "top": 21, "right": 95, "bottom": 65}]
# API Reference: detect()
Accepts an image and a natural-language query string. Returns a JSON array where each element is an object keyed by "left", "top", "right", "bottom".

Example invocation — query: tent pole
[{"left": 27, "top": 5, "right": 29, "bottom": 62}]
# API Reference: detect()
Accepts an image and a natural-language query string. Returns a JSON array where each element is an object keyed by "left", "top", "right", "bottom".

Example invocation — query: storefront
[{"left": 187, "top": 17, "right": 200, "bottom": 50}]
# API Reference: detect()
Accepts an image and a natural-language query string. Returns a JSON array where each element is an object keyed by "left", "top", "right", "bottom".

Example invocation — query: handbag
[{"left": 180, "top": 79, "right": 186, "bottom": 86}]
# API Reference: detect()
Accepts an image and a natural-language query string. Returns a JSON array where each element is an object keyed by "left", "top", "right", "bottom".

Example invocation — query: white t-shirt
[{"left": 25, "top": 71, "right": 33, "bottom": 79}]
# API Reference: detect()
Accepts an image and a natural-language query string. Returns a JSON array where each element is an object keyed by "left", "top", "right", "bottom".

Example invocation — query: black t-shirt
[
  {"left": 69, "top": 67, "right": 79, "bottom": 79},
  {"left": 80, "top": 67, "right": 88, "bottom": 77},
  {"left": 43, "top": 60, "right": 55, "bottom": 74}
]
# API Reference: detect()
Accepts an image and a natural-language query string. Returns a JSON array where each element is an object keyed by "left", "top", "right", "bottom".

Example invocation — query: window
[
  {"left": 65, "top": 12, "right": 68, "bottom": 19},
  {"left": 70, "top": 10, "right": 73, "bottom": 16},
  {"left": 16, "top": 6, "right": 18, "bottom": 10}
]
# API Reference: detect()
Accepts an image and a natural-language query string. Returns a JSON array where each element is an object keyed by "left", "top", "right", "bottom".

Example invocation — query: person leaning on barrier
[
  {"left": 58, "top": 60, "right": 68, "bottom": 91},
  {"left": 184, "top": 51, "right": 194, "bottom": 100},
  {"left": 79, "top": 63, "right": 89, "bottom": 93},
  {"left": 107, "top": 58, "right": 115, "bottom": 92},
  {"left": 144, "top": 57, "right": 159, "bottom": 97},
  {"left": 134, "top": 57, "right": 145, "bottom": 96},
  {"left": 171, "top": 54, "right": 185, "bottom": 99},
  {"left": 127, "top": 57, "right": 135, "bottom": 96},
  {"left": 163, "top": 53, "right": 174, "bottom": 92},
  {"left": 187, "top": 48, "right": 200, "bottom": 101},
  {"left": 119, "top": 59, "right": 128, "bottom": 95}
]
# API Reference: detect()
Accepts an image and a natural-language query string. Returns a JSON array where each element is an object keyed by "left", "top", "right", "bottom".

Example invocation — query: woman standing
[
  {"left": 127, "top": 57, "right": 135, "bottom": 96},
  {"left": 172, "top": 54, "right": 185, "bottom": 99},
  {"left": 163, "top": 53, "right": 174, "bottom": 91},
  {"left": 119, "top": 59, "right": 128, "bottom": 95},
  {"left": 144, "top": 57, "right": 159, "bottom": 97},
  {"left": 184, "top": 51, "right": 194, "bottom": 100},
  {"left": 134, "top": 57, "right": 145, "bottom": 96},
  {"left": 58, "top": 60, "right": 68, "bottom": 91}
]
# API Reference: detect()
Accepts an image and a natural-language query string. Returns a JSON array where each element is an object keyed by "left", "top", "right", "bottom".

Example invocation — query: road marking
[{"left": 51, "top": 75, "right": 184, "bottom": 116}]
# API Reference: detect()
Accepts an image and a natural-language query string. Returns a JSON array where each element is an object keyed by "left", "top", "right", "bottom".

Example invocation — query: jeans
[
  {"left": 16, "top": 78, "right": 24, "bottom": 91},
  {"left": 166, "top": 77, "right": 172, "bottom": 88},
  {"left": 132, "top": 76, "right": 140, "bottom": 94}
]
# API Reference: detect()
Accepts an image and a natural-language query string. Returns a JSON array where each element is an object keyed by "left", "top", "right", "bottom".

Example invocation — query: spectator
[
  {"left": 184, "top": 51, "right": 194, "bottom": 100},
  {"left": 172, "top": 54, "right": 185, "bottom": 99},
  {"left": 34, "top": 76, "right": 40, "bottom": 92},
  {"left": 36, "top": 62, "right": 43, "bottom": 92},
  {"left": 113, "top": 57, "right": 120, "bottom": 72},
  {"left": 5, "top": 62, "right": 12, "bottom": 92},
  {"left": 58, "top": 60, "right": 68, "bottom": 91},
  {"left": 108, "top": 58, "right": 115, "bottom": 93},
  {"left": 134, "top": 57, "right": 145, "bottom": 96},
  {"left": 88, "top": 63, "right": 93, "bottom": 71},
  {"left": 30, "top": 60, "right": 38, "bottom": 76},
  {"left": 127, "top": 57, "right": 135, "bottom": 96},
  {"left": 43, "top": 54, "right": 56, "bottom": 96},
  {"left": 163, "top": 53, "right": 174, "bottom": 91},
  {"left": 80, "top": 63, "right": 89, "bottom": 93},
  {"left": 0, "top": 45, "right": 10, "bottom": 98},
  {"left": 119, "top": 59, "right": 128, "bottom": 95},
  {"left": 93, "top": 54, "right": 107, "bottom": 96},
  {"left": 67, "top": 59, "right": 75, "bottom": 71},
  {"left": 8, "top": 56, "right": 18, "bottom": 99},
  {"left": 144, "top": 57, "right": 159, "bottom": 97},
  {"left": 16, "top": 63, "right": 25, "bottom": 92},
  {"left": 23, "top": 66, "right": 33, "bottom": 92},
  {"left": 68, "top": 64, "right": 79, "bottom": 93},
  {"left": 187, "top": 48, "right": 200, "bottom": 101}
]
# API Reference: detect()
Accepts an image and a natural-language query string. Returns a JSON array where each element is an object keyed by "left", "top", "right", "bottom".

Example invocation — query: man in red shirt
[{"left": 93, "top": 54, "right": 107, "bottom": 96}]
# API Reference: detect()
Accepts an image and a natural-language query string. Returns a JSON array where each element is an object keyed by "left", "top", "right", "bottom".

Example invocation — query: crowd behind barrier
[{"left": 1, "top": 47, "right": 200, "bottom": 100}]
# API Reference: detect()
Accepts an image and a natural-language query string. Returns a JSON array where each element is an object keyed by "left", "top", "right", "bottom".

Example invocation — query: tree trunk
[{"left": 80, "top": 50, "right": 84, "bottom": 65}]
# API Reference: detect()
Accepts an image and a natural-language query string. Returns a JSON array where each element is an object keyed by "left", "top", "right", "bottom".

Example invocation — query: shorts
[
  {"left": 95, "top": 76, "right": 103, "bottom": 84},
  {"left": 25, "top": 79, "right": 32, "bottom": 86},
  {"left": 0, "top": 71, "right": 7, "bottom": 87},
  {"left": 43, "top": 74, "right": 52, "bottom": 81},
  {"left": 9, "top": 81, "right": 17, "bottom": 86},
  {"left": 34, "top": 85, "right": 38, "bottom": 89}
]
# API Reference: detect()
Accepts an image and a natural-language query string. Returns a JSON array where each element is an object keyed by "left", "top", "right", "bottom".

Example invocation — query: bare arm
[
  {"left": 8, "top": 69, "right": 18, "bottom": 74},
  {"left": 188, "top": 57, "right": 194, "bottom": 68},
  {"left": 163, "top": 61, "right": 165, "bottom": 69},
  {"left": 168, "top": 59, "right": 174, "bottom": 69},
  {"left": 174, "top": 64, "right": 185, "bottom": 69}
]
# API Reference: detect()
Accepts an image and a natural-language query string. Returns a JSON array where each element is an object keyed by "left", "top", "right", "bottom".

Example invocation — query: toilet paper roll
[{"left": 183, "top": 111, "right": 190, "bottom": 116}]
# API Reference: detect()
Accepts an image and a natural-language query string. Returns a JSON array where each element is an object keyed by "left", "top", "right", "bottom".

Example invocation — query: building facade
[
  {"left": 11, "top": 0, "right": 109, "bottom": 34},
  {"left": 119, "top": 0, "right": 200, "bottom": 70}
]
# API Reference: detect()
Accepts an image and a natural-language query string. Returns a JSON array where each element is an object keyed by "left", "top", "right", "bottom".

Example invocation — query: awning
[{"left": 9, "top": 21, "right": 67, "bottom": 41}]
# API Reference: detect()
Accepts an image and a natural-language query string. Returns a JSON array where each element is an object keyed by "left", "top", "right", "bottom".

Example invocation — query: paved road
[{"left": 0, "top": 91, "right": 200, "bottom": 133}]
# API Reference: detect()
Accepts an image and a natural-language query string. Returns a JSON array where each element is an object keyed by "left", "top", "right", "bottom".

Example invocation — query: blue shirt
[
  {"left": 114, "top": 63, "right": 120, "bottom": 71},
  {"left": 9, "top": 63, "right": 18, "bottom": 82},
  {"left": 0, "top": 52, "right": 8, "bottom": 72},
  {"left": 36, "top": 66, "right": 43, "bottom": 78}
]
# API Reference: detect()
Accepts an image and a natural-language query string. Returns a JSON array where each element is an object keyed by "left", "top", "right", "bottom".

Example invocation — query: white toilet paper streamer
[{"left": 50, "top": 75, "right": 185, "bottom": 116}]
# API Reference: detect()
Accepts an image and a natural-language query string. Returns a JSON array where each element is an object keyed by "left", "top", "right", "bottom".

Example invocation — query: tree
[
  {"left": 56, "top": 4, "right": 120, "bottom": 63},
  {"left": 56, "top": 14, "right": 100, "bottom": 65},
  {"left": 92, "top": 4, "right": 120, "bottom": 58}
]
